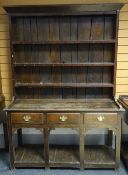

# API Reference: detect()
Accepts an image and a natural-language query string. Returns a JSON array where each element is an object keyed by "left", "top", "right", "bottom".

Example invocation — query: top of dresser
[
  {"left": 4, "top": 4, "right": 123, "bottom": 14},
  {"left": 5, "top": 99, "right": 123, "bottom": 112}
]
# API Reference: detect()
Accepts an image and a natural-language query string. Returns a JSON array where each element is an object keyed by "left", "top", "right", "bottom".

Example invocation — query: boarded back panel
[{"left": 0, "top": 4, "right": 128, "bottom": 102}]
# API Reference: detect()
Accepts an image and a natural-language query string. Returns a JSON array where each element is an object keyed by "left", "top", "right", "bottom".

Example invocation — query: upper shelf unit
[
  {"left": 11, "top": 15, "right": 116, "bottom": 43},
  {"left": 5, "top": 4, "right": 123, "bottom": 99}
]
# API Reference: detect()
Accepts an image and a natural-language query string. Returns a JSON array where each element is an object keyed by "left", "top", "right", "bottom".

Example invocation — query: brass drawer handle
[
  {"left": 97, "top": 116, "right": 105, "bottom": 122},
  {"left": 59, "top": 115, "right": 68, "bottom": 122},
  {"left": 23, "top": 115, "right": 31, "bottom": 122}
]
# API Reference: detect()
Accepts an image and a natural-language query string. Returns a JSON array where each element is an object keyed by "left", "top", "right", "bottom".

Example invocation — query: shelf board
[
  {"left": 12, "top": 40, "right": 116, "bottom": 45},
  {"left": 15, "top": 82, "right": 114, "bottom": 88},
  {"left": 15, "top": 145, "right": 45, "bottom": 164},
  {"left": 49, "top": 145, "right": 79, "bottom": 167},
  {"left": 14, "top": 62, "right": 114, "bottom": 67},
  {"left": 84, "top": 145, "right": 115, "bottom": 168}
]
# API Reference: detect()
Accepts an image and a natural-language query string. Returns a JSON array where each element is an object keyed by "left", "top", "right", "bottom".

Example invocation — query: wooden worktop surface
[{"left": 5, "top": 99, "right": 121, "bottom": 112}]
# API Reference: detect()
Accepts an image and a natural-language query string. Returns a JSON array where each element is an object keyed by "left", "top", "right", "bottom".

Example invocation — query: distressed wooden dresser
[{"left": 4, "top": 4, "right": 124, "bottom": 170}]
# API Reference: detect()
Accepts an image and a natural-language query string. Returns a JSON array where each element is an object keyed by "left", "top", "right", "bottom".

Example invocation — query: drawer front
[
  {"left": 11, "top": 113, "right": 44, "bottom": 124},
  {"left": 84, "top": 113, "right": 118, "bottom": 125},
  {"left": 47, "top": 113, "right": 80, "bottom": 124}
]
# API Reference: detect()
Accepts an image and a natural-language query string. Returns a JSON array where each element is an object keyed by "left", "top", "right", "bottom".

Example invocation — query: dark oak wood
[
  {"left": 4, "top": 4, "right": 123, "bottom": 14},
  {"left": 13, "top": 63, "right": 115, "bottom": 67},
  {"left": 12, "top": 40, "right": 116, "bottom": 44},
  {"left": 4, "top": 4, "right": 124, "bottom": 170},
  {"left": 84, "top": 113, "right": 118, "bottom": 125},
  {"left": 11, "top": 113, "right": 45, "bottom": 124},
  {"left": 5, "top": 99, "right": 120, "bottom": 112},
  {"left": 47, "top": 113, "right": 80, "bottom": 124},
  {"left": 15, "top": 145, "right": 45, "bottom": 164},
  {"left": 49, "top": 145, "right": 79, "bottom": 168},
  {"left": 14, "top": 82, "right": 114, "bottom": 88},
  {"left": 83, "top": 145, "right": 117, "bottom": 169},
  {"left": 17, "top": 128, "right": 23, "bottom": 146}
]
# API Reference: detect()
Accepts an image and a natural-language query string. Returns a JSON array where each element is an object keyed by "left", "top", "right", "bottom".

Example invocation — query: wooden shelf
[
  {"left": 12, "top": 40, "right": 116, "bottom": 45},
  {"left": 10, "top": 12, "right": 117, "bottom": 17},
  {"left": 84, "top": 145, "right": 115, "bottom": 168},
  {"left": 15, "top": 145, "right": 45, "bottom": 164},
  {"left": 15, "top": 82, "right": 114, "bottom": 88},
  {"left": 49, "top": 145, "right": 79, "bottom": 168},
  {"left": 14, "top": 63, "right": 114, "bottom": 67}
]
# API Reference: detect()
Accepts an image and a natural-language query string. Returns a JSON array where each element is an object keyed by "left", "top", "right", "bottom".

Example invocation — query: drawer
[
  {"left": 47, "top": 113, "right": 80, "bottom": 124},
  {"left": 11, "top": 113, "right": 45, "bottom": 124},
  {"left": 84, "top": 113, "right": 118, "bottom": 125}
]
